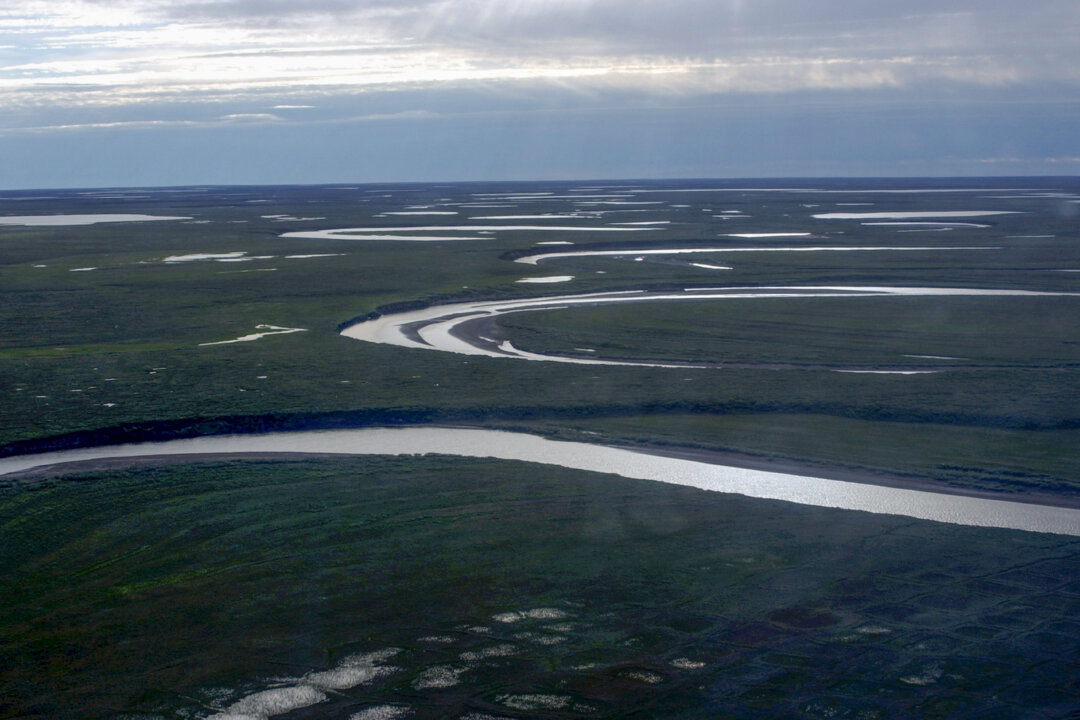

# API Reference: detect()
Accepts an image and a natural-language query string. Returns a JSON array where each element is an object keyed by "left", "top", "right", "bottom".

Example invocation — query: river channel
[{"left": 2, "top": 427, "right": 1077, "bottom": 536}]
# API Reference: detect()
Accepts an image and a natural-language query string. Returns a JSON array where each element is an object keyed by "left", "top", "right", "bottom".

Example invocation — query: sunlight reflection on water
[{"left": 2, "top": 427, "right": 1078, "bottom": 536}]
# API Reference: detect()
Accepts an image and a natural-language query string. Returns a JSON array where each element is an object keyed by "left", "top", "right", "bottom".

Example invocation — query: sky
[{"left": 1, "top": 0, "right": 1079, "bottom": 188}]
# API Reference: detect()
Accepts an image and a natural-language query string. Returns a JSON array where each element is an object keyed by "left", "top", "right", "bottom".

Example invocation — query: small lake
[{"left": 1, "top": 427, "right": 1078, "bottom": 536}]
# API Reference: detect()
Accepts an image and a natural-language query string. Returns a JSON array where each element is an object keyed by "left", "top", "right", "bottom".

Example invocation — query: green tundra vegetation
[
  {"left": 2, "top": 181, "right": 1078, "bottom": 494},
  {"left": 3, "top": 457, "right": 1079, "bottom": 719},
  {"left": 1, "top": 178, "right": 1079, "bottom": 717}
]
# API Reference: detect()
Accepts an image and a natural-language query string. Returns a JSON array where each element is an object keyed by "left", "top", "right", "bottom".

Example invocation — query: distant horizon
[
  {"left": 3, "top": 3, "right": 1078, "bottom": 191},
  {"left": 2, "top": 174, "right": 1079, "bottom": 195}
]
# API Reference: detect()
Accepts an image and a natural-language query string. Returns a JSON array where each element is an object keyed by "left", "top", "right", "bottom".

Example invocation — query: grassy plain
[
  {"left": 3, "top": 457, "right": 1079, "bottom": 719},
  {"left": 2, "top": 180, "right": 1078, "bottom": 494},
  {"left": 1, "top": 179, "right": 1079, "bottom": 717}
]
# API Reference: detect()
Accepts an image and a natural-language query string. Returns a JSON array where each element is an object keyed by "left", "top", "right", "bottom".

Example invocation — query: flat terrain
[
  {"left": 1, "top": 178, "right": 1079, "bottom": 717},
  {"left": 1, "top": 180, "right": 1078, "bottom": 494},
  {"left": 3, "top": 457, "right": 1079, "bottom": 719}
]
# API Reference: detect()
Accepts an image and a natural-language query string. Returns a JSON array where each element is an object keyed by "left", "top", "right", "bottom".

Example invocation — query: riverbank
[
  {"left": 2, "top": 426, "right": 1078, "bottom": 535},
  {"left": 6, "top": 436, "right": 1080, "bottom": 513},
  {"left": 620, "top": 441, "right": 1080, "bottom": 510},
  {"left": 7, "top": 452, "right": 1077, "bottom": 719}
]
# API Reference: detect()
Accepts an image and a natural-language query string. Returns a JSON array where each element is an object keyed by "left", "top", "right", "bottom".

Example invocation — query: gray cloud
[
  {"left": 160, "top": 0, "right": 406, "bottom": 22},
  {"left": 1, "top": 1, "right": 1078, "bottom": 187},
  {"left": 96, "top": 0, "right": 1080, "bottom": 63},
  {"left": 417, "top": 0, "right": 1078, "bottom": 66},
  {"left": 3, "top": 0, "right": 1079, "bottom": 132}
]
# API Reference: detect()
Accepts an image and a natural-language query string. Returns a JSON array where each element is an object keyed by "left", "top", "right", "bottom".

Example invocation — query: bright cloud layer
[
  {"left": 1, "top": 1, "right": 1078, "bottom": 186},
  {"left": 4, "top": 0, "right": 1079, "bottom": 118}
]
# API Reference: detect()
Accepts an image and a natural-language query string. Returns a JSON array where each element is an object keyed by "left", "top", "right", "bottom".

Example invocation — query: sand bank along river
[
  {"left": 1, "top": 427, "right": 1077, "bottom": 536},
  {"left": 340, "top": 285, "right": 1077, "bottom": 368}
]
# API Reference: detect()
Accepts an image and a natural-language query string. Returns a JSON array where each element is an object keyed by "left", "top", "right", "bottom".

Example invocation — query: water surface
[{"left": 2, "top": 427, "right": 1077, "bottom": 536}]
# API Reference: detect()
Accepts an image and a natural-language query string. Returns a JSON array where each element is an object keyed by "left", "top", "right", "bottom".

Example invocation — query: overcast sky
[{"left": 2, "top": 0, "right": 1079, "bottom": 188}]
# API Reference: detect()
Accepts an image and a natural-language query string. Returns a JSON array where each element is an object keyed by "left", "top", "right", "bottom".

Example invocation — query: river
[{"left": 2, "top": 427, "right": 1077, "bottom": 536}]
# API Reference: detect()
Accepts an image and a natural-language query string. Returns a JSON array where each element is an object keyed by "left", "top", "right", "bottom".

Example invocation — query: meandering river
[
  {"left": 2, "top": 427, "right": 1077, "bottom": 536},
  {"left": 340, "top": 285, "right": 1077, "bottom": 369}
]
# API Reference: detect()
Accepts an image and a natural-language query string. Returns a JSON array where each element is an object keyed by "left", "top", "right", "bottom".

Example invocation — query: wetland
[{"left": 2, "top": 178, "right": 1079, "bottom": 718}]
